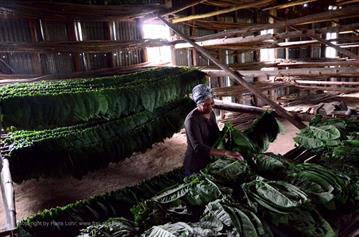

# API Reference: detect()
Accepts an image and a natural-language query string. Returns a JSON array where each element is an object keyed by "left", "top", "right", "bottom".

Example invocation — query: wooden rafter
[
  {"left": 194, "top": 5, "right": 359, "bottom": 41},
  {"left": 172, "top": 0, "right": 274, "bottom": 24},
  {"left": 203, "top": 67, "right": 359, "bottom": 78},
  {"left": 162, "top": 0, "right": 207, "bottom": 16},
  {"left": 336, "top": 0, "right": 359, "bottom": 5},
  {"left": 0, "top": 39, "right": 171, "bottom": 53},
  {"left": 183, "top": 20, "right": 251, "bottom": 30},
  {"left": 159, "top": 15, "right": 306, "bottom": 129},
  {"left": 263, "top": 0, "right": 319, "bottom": 11},
  {"left": 262, "top": 11, "right": 359, "bottom": 60},
  {"left": 0, "top": 1, "right": 163, "bottom": 21}
]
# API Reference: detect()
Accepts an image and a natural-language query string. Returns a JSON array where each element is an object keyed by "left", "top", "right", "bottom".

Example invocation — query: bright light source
[
  {"left": 303, "top": 3, "right": 308, "bottom": 7},
  {"left": 143, "top": 23, "right": 172, "bottom": 64},
  {"left": 326, "top": 32, "right": 337, "bottom": 58},
  {"left": 260, "top": 29, "right": 275, "bottom": 62}
]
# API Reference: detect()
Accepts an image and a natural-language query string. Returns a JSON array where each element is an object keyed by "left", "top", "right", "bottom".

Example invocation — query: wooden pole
[
  {"left": 203, "top": 67, "right": 359, "bottom": 78},
  {"left": 263, "top": 0, "right": 319, "bottom": 11},
  {"left": 262, "top": 11, "right": 359, "bottom": 60},
  {"left": 194, "top": 5, "right": 359, "bottom": 41},
  {"left": 295, "top": 80, "right": 359, "bottom": 86},
  {"left": 172, "top": 0, "right": 273, "bottom": 24},
  {"left": 0, "top": 157, "right": 16, "bottom": 231},
  {"left": 0, "top": 110, "right": 16, "bottom": 232},
  {"left": 159, "top": 16, "right": 306, "bottom": 129},
  {"left": 163, "top": 0, "right": 207, "bottom": 16},
  {"left": 214, "top": 99, "right": 270, "bottom": 115}
]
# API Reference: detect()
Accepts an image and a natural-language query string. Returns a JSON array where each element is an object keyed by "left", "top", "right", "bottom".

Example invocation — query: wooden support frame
[
  {"left": 159, "top": 16, "right": 306, "bottom": 129},
  {"left": 0, "top": 157, "right": 16, "bottom": 233},
  {"left": 28, "top": 19, "right": 42, "bottom": 74},
  {"left": 261, "top": 11, "right": 359, "bottom": 60},
  {"left": 66, "top": 22, "right": 82, "bottom": 72},
  {"left": 172, "top": 0, "right": 273, "bottom": 24},
  {"left": 0, "top": 115, "right": 16, "bottom": 235},
  {"left": 194, "top": 5, "right": 359, "bottom": 41}
]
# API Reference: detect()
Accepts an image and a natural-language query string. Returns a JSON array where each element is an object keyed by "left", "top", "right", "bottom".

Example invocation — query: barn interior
[{"left": 0, "top": 0, "right": 358, "bottom": 236}]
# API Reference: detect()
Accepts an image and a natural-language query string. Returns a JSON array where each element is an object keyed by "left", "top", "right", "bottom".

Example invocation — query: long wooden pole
[
  {"left": 263, "top": 0, "right": 318, "bottom": 11},
  {"left": 0, "top": 112, "right": 16, "bottom": 232},
  {"left": 194, "top": 6, "right": 359, "bottom": 41},
  {"left": 163, "top": 0, "right": 207, "bottom": 16},
  {"left": 159, "top": 16, "right": 306, "bottom": 129},
  {"left": 262, "top": 11, "right": 359, "bottom": 60},
  {"left": 0, "top": 157, "right": 16, "bottom": 230},
  {"left": 172, "top": 0, "right": 273, "bottom": 24},
  {"left": 214, "top": 99, "right": 269, "bottom": 115}
]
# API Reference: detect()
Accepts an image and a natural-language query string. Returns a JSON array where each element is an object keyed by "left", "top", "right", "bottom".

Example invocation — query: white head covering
[{"left": 192, "top": 84, "right": 213, "bottom": 104}]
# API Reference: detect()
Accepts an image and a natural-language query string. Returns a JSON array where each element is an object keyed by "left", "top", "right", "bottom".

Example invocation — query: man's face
[{"left": 198, "top": 97, "right": 214, "bottom": 114}]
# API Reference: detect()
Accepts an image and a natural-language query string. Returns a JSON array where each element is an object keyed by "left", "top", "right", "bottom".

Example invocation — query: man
[{"left": 184, "top": 84, "right": 243, "bottom": 176}]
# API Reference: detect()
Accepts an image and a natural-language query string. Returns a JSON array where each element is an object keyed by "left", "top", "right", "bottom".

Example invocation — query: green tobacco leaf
[
  {"left": 310, "top": 126, "right": 341, "bottom": 140},
  {"left": 203, "top": 200, "right": 260, "bottom": 237},
  {"left": 152, "top": 183, "right": 191, "bottom": 204},
  {"left": 294, "top": 135, "right": 324, "bottom": 149},
  {"left": 141, "top": 222, "right": 194, "bottom": 237},
  {"left": 204, "top": 158, "right": 249, "bottom": 183}
]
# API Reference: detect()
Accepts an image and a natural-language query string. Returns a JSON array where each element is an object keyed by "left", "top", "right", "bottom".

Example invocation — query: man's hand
[{"left": 224, "top": 151, "right": 244, "bottom": 161}]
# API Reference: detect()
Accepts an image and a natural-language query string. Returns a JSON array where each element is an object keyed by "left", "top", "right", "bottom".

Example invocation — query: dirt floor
[{"left": 0, "top": 120, "right": 299, "bottom": 226}]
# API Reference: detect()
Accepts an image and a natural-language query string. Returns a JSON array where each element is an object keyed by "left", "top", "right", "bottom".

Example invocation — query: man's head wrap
[{"left": 192, "top": 84, "right": 213, "bottom": 104}]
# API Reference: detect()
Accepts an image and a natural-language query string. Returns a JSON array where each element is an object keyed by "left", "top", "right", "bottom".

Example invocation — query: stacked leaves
[
  {"left": 294, "top": 116, "right": 359, "bottom": 176},
  {"left": 0, "top": 67, "right": 205, "bottom": 129},
  {"left": 17, "top": 113, "right": 359, "bottom": 237},
  {"left": 4, "top": 98, "right": 195, "bottom": 182},
  {"left": 18, "top": 168, "right": 185, "bottom": 237}
]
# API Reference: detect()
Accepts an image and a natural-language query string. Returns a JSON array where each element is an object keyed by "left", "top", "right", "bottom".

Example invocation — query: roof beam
[
  {"left": 195, "top": 5, "right": 359, "bottom": 41},
  {"left": 262, "top": 11, "right": 359, "bottom": 60},
  {"left": 203, "top": 67, "right": 359, "bottom": 78},
  {"left": 159, "top": 15, "right": 306, "bottom": 129},
  {"left": 172, "top": 0, "right": 273, "bottom": 24},
  {"left": 263, "top": 0, "right": 319, "bottom": 11}
]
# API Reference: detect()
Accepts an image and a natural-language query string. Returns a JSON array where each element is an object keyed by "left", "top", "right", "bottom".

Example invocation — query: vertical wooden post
[
  {"left": 191, "top": 6, "right": 198, "bottom": 67},
  {"left": 0, "top": 157, "right": 16, "bottom": 231},
  {"left": 104, "top": 21, "right": 115, "bottom": 68},
  {"left": 137, "top": 19, "right": 148, "bottom": 63},
  {"left": 28, "top": 19, "right": 42, "bottom": 74},
  {"left": 0, "top": 110, "right": 16, "bottom": 232},
  {"left": 66, "top": 21, "right": 82, "bottom": 72},
  {"left": 159, "top": 16, "right": 307, "bottom": 129}
]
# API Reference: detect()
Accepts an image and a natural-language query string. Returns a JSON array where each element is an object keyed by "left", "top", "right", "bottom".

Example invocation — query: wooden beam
[
  {"left": 262, "top": 11, "right": 359, "bottom": 60},
  {"left": 172, "top": 0, "right": 273, "bottom": 24},
  {"left": 0, "top": 39, "right": 171, "bottom": 53},
  {"left": 295, "top": 85, "right": 359, "bottom": 92},
  {"left": 183, "top": 19, "right": 251, "bottom": 30},
  {"left": 163, "top": 0, "right": 207, "bottom": 16},
  {"left": 204, "top": 67, "right": 359, "bottom": 77},
  {"left": 0, "top": 156, "right": 16, "bottom": 231},
  {"left": 214, "top": 99, "right": 270, "bottom": 115},
  {"left": 175, "top": 22, "right": 359, "bottom": 49},
  {"left": 277, "top": 60, "right": 359, "bottom": 68},
  {"left": 306, "top": 33, "right": 359, "bottom": 60},
  {"left": 213, "top": 82, "right": 290, "bottom": 97},
  {"left": 66, "top": 22, "right": 81, "bottom": 72},
  {"left": 104, "top": 22, "right": 115, "bottom": 68},
  {"left": 175, "top": 34, "right": 273, "bottom": 49},
  {"left": 28, "top": 19, "right": 42, "bottom": 74},
  {"left": 0, "top": 1, "right": 163, "bottom": 21},
  {"left": 159, "top": 15, "right": 306, "bottom": 129},
  {"left": 195, "top": 5, "right": 359, "bottom": 41},
  {"left": 337, "top": 0, "right": 359, "bottom": 5},
  {"left": 0, "top": 62, "right": 151, "bottom": 84},
  {"left": 263, "top": 0, "right": 318, "bottom": 11},
  {"left": 295, "top": 80, "right": 359, "bottom": 86}
]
